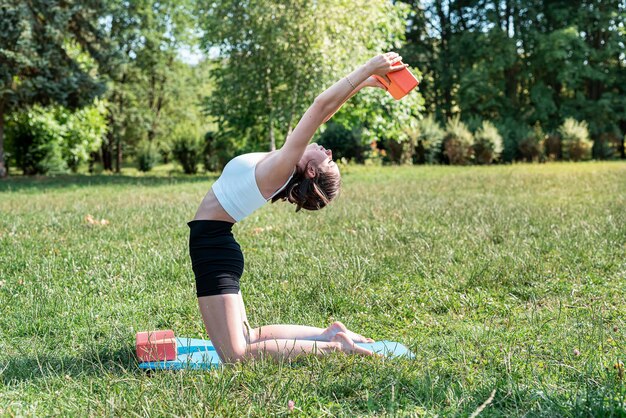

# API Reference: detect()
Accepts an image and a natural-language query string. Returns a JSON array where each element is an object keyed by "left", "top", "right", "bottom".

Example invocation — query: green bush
[
  {"left": 559, "top": 118, "right": 592, "bottom": 161},
  {"left": 6, "top": 107, "right": 67, "bottom": 175},
  {"left": 517, "top": 123, "right": 545, "bottom": 162},
  {"left": 495, "top": 118, "right": 532, "bottom": 163},
  {"left": 443, "top": 116, "right": 473, "bottom": 165},
  {"left": 57, "top": 103, "right": 107, "bottom": 173},
  {"left": 407, "top": 115, "right": 444, "bottom": 164},
  {"left": 172, "top": 134, "right": 204, "bottom": 174},
  {"left": 318, "top": 122, "right": 366, "bottom": 163},
  {"left": 136, "top": 140, "right": 160, "bottom": 172},
  {"left": 543, "top": 134, "right": 561, "bottom": 160},
  {"left": 203, "top": 131, "right": 240, "bottom": 172},
  {"left": 382, "top": 138, "right": 414, "bottom": 165},
  {"left": 472, "top": 121, "right": 503, "bottom": 164},
  {"left": 6, "top": 104, "right": 105, "bottom": 174},
  {"left": 592, "top": 131, "right": 621, "bottom": 160},
  {"left": 157, "top": 140, "right": 172, "bottom": 164}
]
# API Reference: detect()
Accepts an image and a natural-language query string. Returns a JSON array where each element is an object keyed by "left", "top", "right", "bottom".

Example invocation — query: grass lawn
[{"left": 1, "top": 162, "right": 625, "bottom": 416}]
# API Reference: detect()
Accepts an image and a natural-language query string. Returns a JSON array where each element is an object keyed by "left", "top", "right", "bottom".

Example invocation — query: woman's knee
[
  {"left": 243, "top": 321, "right": 258, "bottom": 344},
  {"left": 219, "top": 342, "right": 249, "bottom": 363}
]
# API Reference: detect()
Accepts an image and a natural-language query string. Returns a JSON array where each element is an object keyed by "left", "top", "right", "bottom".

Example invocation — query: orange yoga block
[
  {"left": 373, "top": 62, "right": 419, "bottom": 100},
  {"left": 136, "top": 330, "right": 177, "bottom": 362}
]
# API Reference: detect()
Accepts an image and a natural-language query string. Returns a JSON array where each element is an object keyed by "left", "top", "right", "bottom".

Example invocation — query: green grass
[{"left": 1, "top": 162, "right": 625, "bottom": 417}]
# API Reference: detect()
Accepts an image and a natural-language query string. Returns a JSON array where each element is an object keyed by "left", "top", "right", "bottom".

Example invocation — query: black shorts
[{"left": 188, "top": 220, "right": 244, "bottom": 297}]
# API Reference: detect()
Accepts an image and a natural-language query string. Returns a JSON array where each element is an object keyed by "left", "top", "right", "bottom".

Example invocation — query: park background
[
  {"left": 1, "top": 0, "right": 625, "bottom": 174},
  {"left": 1, "top": 0, "right": 625, "bottom": 416}
]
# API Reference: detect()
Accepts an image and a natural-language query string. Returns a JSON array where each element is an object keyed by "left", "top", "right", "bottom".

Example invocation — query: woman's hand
[
  {"left": 359, "top": 76, "right": 387, "bottom": 90},
  {"left": 364, "top": 52, "right": 408, "bottom": 83}
]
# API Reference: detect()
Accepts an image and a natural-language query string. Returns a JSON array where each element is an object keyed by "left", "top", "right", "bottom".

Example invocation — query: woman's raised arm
[{"left": 277, "top": 52, "right": 408, "bottom": 166}]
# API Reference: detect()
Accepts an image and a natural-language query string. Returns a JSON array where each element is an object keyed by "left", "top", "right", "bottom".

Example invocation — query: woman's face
[{"left": 298, "top": 143, "right": 339, "bottom": 178}]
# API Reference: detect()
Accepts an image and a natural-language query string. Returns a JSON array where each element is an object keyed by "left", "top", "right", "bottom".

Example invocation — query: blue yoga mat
[{"left": 139, "top": 337, "right": 414, "bottom": 370}]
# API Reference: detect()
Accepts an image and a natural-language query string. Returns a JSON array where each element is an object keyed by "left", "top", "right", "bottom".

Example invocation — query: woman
[{"left": 189, "top": 52, "right": 408, "bottom": 363}]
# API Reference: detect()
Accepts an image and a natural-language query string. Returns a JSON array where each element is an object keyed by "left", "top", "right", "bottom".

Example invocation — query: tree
[
  {"left": 101, "top": 0, "right": 198, "bottom": 172},
  {"left": 0, "top": 0, "right": 110, "bottom": 177},
  {"left": 399, "top": 0, "right": 626, "bottom": 160},
  {"left": 198, "top": 0, "right": 412, "bottom": 152}
]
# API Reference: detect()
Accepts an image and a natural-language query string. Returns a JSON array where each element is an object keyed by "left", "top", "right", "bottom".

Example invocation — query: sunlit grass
[{"left": 1, "top": 162, "right": 625, "bottom": 416}]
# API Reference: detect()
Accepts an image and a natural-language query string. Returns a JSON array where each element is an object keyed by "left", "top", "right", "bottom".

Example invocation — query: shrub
[
  {"left": 517, "top": 123, "right": 545, "bottom": 162},
  {"left": 383, "top": 138, "right": 414, "bottom": 165},
  {"left": 158, "top": 140, "right": 172, "bottom": 164},
  {"left": 495, "top": 118, "right": 532, "bottom": 163},
  {"left": 543, "top": 133, "right": 561, "bottom": 161},
  {"left": 6, "top": 107, "right": 67, "bottom": 175},
  {"left": 172, "top": 134, "right": 204, "bottom": 174},
  {"left": 443, "top": 116, "right": 473, "bottom": 165},
  {"left": 58, "top": 104, "right": 107, "bottom": 173},
  {"left": 592, "top": 132, "right": 621, "bottom": 160},
  {"left": 406, "top": 115, "right": 445, "bottom": 164},
  {"left": 203, "top": 131, "right": 240, "bottom": 171},
  {"left": 136, "top": 140, "right": 160, "bottom": 172},
  {"left": 559, "top": 118, "right": 592, "bottom": 161},
  {"left": 6, "top": 104, "right": 105, "bottom": 174},
  {"left": 472, "top": 121, "right": 503, "bottom": 164},
  {"left": 318, "top": 122, "right": 366, "bottom": 163}
]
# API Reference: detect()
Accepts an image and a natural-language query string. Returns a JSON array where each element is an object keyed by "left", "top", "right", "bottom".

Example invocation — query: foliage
[
  {"left": 472, "top": 121, "right": 503, "bottom": 165},
  {"left": 5, "top": 107, "right": 66, "bottom": 175},
  {"left": 201, "top": 131, "right": 228, "bottom": 172},
  {"left": 56, "top": 102, "right": 108, "bottom": 172},
  {"left": 172, "top": 133, "right": 204, "bottom": 174},
  {"left": 559, "top": 118, "right": 593, "bottom": 162},
  {"left": 495, "top": 118, "right": 533, "bottom": 163},
  {"left": 101, "top": 0, "right": 199, "bottom": 171},
  {"left": 6, "top": 104, "right": 106, "bottom": 174},
  {"left": 198, "top": 0, "right": 416, "bottom": 152},
  {"left": 318, "top": 122, "right": 366, "bottom": 163},
  {"left": 543, "top": 134, "right": 562, "bottom": 161},
  {"left": 0, "top": 0, "right": 111, "bottom": 176},
  {"left": 517, "top": 123, "right": 546, "bottom": 163},
  {"left": 592, "top": 131, "right": 622, "bottom": 161},
  {"left": 349, "top": 86, "right": 425, "bottom": 159},
  {"left": 399, "top": 0, "right": 626, "bottom": 161},
  {"left": 157, "top": 140, "right": 172, "bottom": 164},
  {"left": 405, "top": 115, "right": 445, "bottom": 164},
  {"left": 443, "top": 116, "right": 473, "bottom": 165},
  {"left": 135, "top": 140, "right": 160, "bottom": 172}
]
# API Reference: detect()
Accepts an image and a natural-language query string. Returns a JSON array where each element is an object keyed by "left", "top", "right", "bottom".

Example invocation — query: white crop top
[{"left": 211, "top": 152, "right": 294, "bottom": 222}]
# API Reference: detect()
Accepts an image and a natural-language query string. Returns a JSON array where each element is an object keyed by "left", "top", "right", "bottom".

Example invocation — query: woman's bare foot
[
  {"left": 330, "top": 332, "right": 376, "bottom": 356},
  {"left": 323, "top": 321, "right": 375, "bottom": 343}
]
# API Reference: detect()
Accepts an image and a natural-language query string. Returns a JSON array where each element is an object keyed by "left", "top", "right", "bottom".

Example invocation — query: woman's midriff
[{"left": 193, "top": 188, "right": 237, "bottom": 223}]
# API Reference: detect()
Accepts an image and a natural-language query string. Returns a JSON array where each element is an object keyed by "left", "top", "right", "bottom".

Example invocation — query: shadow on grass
[
  {"left": 1, "top": 344, "right": 141, "bottom": 384},
  {"left": 0, "top": 173, "right": 218, "bottom": 193},
  {"left": 2, "top": 348, "right": 624, "bottom": 416}
]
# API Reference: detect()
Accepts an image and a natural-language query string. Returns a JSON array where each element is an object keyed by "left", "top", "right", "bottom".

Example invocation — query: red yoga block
[
  {"left": 136, "top": 330, "right": 177, "bottom": 362},
  {"left": 373, "top": 62, "right": 419, "bottom": 100}
]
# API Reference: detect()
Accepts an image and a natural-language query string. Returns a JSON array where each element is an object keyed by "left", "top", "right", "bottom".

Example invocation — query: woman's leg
[
  {"left": 198, "top": 294, "right": 374, "bottom": 363},
  {"left": 252, "top": 322, "right": 374, "bottom": 343},
  {"left": 235, "top": 292, "right": 374, "bottom": 343}
]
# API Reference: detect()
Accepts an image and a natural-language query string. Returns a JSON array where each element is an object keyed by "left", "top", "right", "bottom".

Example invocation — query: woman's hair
[{"left": 271, "top": 161, "right": 341, "bottom": 212}]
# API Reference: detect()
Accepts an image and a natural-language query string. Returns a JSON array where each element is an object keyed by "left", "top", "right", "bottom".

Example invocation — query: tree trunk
[
  {"left": 116, "top": 136, "right": 122, "bottom": 173},
  {"left": 115, "top": 80, "right": 125, "bottom": 173},
  {"left": 0, "top": 100, "right": 6, "bottom": 178},
  {"left": 266, "top": 76, "right": 276, "bottom": 151},
  {"left": 102, "top": 112, "right": 114, "bottom": 171},
  {"left": 435, "top": 0, "right": 453, "bottom": 120},
  {"left": 619, "top": 120, "right": 626, "bottom": 160}
]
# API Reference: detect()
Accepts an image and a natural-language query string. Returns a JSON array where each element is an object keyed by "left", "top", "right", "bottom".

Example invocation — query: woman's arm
[
  {"left": 322, "top": 76, "right": 387, "bottom": 124},
  {"left": 279, "top": 52, "right": 407, "bottom": 162}
]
